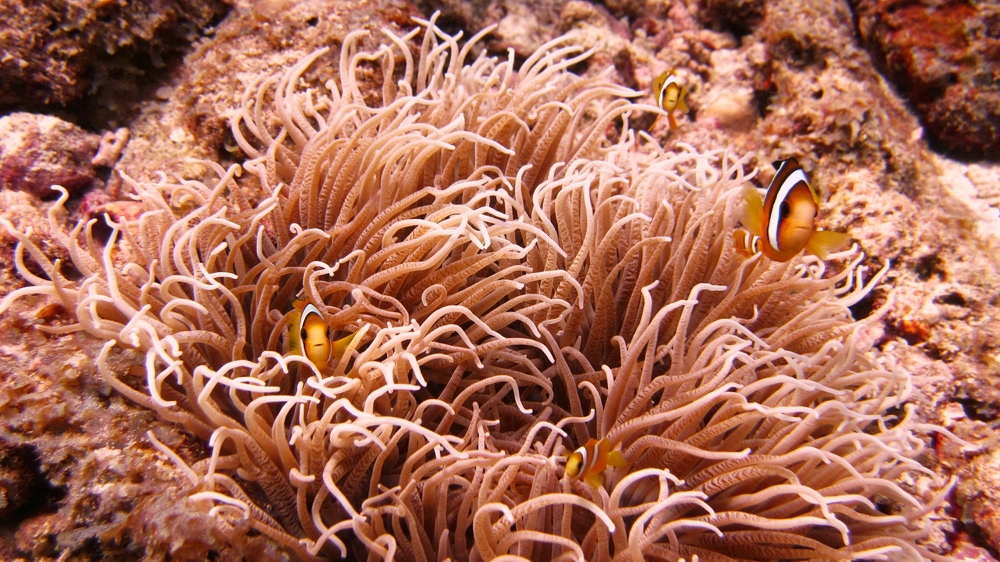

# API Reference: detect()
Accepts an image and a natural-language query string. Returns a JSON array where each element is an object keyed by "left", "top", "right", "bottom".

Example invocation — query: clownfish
[
  {"left": 737, "top": 157, "right": 851, "bottom": 262},
  {"left": 288, "top": 300, "right": 357, "bottom": 370},
  {"left": 733, "top": 229, "right": 762, "bottom": 258},
  {"left": 652, "top": 70, "right": 689, "bottom": 130},
  {"left": 564, "top": 438, "right": 626, "bottom": 489}
]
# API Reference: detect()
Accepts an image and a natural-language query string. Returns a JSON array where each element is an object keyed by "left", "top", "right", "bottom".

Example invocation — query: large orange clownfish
[
  {"left": 736, "top": 157, "right": 851, "bottom": 262},
  {"left": 288, "top": 300, "right": 357, "bottom": 370},
  {"left": 564, "top": 438, "right": 626, "bottom": 489},
  {"left": 652, "top": 70, "right": 689, "bottom": 130}
]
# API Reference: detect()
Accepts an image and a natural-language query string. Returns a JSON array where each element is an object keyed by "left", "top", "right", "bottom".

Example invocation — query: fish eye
[
  {"left": 779, "top": 201, "right": 790, "bottom": 218},
  {"left": 300, "top": 328, "right": 308, "bottom": 341}
]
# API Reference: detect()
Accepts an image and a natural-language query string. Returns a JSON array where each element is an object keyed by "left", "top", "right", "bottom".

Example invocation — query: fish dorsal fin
[{"left": 741, "top": 184, "right": 765, "bottom": 237}]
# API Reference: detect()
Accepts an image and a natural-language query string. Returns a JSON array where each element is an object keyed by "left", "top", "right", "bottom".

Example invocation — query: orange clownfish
[
  {"left": 652, "top": 70, "right": 689, "bottom": 130},
  {"left": 288, "top": 300, "right": 357, "bottom": 371},
  {"left": 564, "top": 438, "right": 626, "bottom": 489},
  {"left": 737, "top": 157, "right": 851, "bottom": 262}
]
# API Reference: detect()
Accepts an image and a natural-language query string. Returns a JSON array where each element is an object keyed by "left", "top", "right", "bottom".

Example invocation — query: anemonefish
[
  {"left": 737, "top": 157, "right": 851, "bottom": 262},
  {"left": 652, "top": 70, "right": 689, "bottom": 130},
  {"left": 733, "top": 229, "right": 762, "bottom": 258},
  {"left": 288, "top": 300, "right": 357, "bottom": 370},
  {"left": 564, "top": 438, "right": 626, "bottom": 489}
]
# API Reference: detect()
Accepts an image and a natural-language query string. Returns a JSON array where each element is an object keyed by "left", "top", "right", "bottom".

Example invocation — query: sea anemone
[{"left": 1, "top": 15, "right": 958, "bottom": 561}]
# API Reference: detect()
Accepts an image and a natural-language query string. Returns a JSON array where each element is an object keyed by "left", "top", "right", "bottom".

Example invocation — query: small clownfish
[
  {"left": 564, "top": 438, "right": 626, "bottom": 489},
  {"left": 288, "top": 300, "right": 357, "bottom": 370},
  {"left": 652, "top": 70, "right": 689, "bottom": 130},
  {"left": 738, "top": 157, "right": 852, "bottom": 262},
  {"left": 733, "top": 229, "right": 762, "bottom": 258}
]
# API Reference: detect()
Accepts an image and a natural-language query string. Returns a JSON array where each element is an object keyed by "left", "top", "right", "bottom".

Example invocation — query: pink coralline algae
[
  {"left": 0, "top": 113, "right": 100, "bottom": 199},
  {"left": 853, "top": 0, "right": 1000, "bottom": 159}
]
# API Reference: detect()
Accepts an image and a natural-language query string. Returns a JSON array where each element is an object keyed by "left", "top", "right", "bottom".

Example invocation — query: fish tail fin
[
  {"left": 805, "top": 230, "right": 852, "bottom": 260},
  {"left": 607, "top": 450, "right": 626, "bottom": 469},
  {"left": 667, "top": 112, "right": 678, "bottom": 130},
  {"left": 740, "top": 184, "right": 765, "bottom": 237},
  {"left": 677, "top": 89, "right": 689, "bottom": 113}
]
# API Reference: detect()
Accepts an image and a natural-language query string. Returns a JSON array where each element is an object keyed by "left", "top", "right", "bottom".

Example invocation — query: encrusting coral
[{"left": 0, "top": 15, "right": 963, "bottom": 561}]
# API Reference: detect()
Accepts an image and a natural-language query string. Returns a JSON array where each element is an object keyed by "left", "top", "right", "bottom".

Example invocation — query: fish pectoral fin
[
  {"left": 677, "top": 90, "right": 689, "bottom": 114},
  {"left": 584, "top": 473, "right": 604, "bottom": 489},
  {"left": 805, "top": 230, "right": 852, "bottom": 260},
  {"left": 740, "top": 184, "right": 765, "bottom": 237},
  {"left": 606, "top": 450, "right": 626, "bottom": 469},
  {"left": 332, "top": 330, "right": 360, "bottom": 360}
]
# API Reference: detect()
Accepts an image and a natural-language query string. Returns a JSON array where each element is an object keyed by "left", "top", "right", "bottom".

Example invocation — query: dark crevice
[
  {"left": 954, "top": 397, "right": 999, "bottom": 424},
  {"left": 914, "top": 254, "right": 945, "bottom": 281},
  {"left": 848, "top": 289, "right": 876, "bottom": 321},
  {"left": 0, "top": 443, "right": 68, "bottom": 529},
  {"left": 936, "top": 291, "right": 968, "bottom": 307}
]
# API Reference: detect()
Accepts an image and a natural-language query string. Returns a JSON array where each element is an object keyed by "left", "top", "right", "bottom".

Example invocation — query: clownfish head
[
  {"left": 652, "top": 70, "right": 689, "bottom": 131},
  {"left": 298, "top": 303, "right": 333, "bottom": 370},
  {"left": 763, "top": 157, "right": 819, "bottom": 257},
  {"left": 288, "top": 299, "right": 362, "bottom": 371}
]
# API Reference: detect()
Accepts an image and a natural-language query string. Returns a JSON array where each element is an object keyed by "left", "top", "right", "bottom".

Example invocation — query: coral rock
[
  {"left": 0, "top": 113, "right": 100, "bottom": 199},
  {"left": 854, "top": 0, "right": 1000, "bottom": 159},
  {"left": 696, "top": 0, "right": 765, "bottom": 38},
  {"left": 0, "top": 0, "right": 228, "bottom": 128}
]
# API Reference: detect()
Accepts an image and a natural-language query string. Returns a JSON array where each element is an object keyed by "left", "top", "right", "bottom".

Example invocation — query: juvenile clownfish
[
  {"left": 733, "top": 229, "right": 762, "bottom": 258},
  {"left": 652, "top": 70, "right": 689, "bottom": 130},
  {"left": 564, "top": 438, "right": 626, "bottom": 489},
  {"left": 288, "top": 300, "right": 357, "bottom": 371},
  {"left": 738, "top": 157, "right": 851, "bottom": 262}
]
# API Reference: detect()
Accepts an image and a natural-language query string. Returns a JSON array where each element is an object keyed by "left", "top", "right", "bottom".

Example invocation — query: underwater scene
[{"left": 0, "top": 0, "right": 998, "bottom": 560}]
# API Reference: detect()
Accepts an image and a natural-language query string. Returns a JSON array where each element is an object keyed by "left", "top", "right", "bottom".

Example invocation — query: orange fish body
[
  {"left": 733, "top": 229, "right": 761, "bottom": 258},
  {"left": 288, "top": 300, "right": 357, "bottom": 370},
  {"left": 564, "top": 438, "right": 627, "bottom": 489},
  {"left": 652, "top": 70, "right": 689, "bottom": 130},
  {"left": 739, "top": 158, "right": 851, "bottom": 262}
]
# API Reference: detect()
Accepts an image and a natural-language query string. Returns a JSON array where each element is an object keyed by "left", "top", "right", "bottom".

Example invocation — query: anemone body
[{"left": 0, "top": 16, "right": 955, "bottom": 562}]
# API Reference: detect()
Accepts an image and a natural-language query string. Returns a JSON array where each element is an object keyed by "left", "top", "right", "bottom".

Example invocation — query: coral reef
[
  {"left": 852, "top": 0, "right": 1000, "bottom": 159},
  {"left": 1, "top": 0, "right": 1000, "bottom": 559},
  {"left": 0, "top": 114, "right": 102, "bottom": 199},
  {"left": 0, "top": 17, "right": 963, "bottom": 560},
  {"left": 0, "top": 0, "right": 228, "bottom": 128}
]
